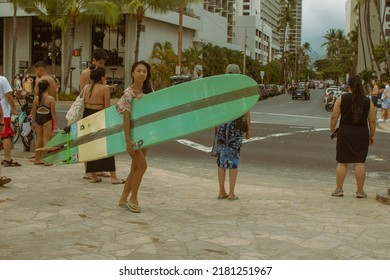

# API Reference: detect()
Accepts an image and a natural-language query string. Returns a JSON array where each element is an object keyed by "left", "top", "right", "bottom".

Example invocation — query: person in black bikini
[
  {"left": 82, "top": 66, "right": 124, "bottom": 184},
  {"left": 31, "top": 80, "right": 57, "bottom": 165}
]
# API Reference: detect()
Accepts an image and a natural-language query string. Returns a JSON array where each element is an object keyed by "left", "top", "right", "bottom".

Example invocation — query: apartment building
[
  {"left": 279, "top": 0, "right": 302, "bottom": 55},
  {"left": 349, "top": 0, "right": 390, "bottom": 76}
]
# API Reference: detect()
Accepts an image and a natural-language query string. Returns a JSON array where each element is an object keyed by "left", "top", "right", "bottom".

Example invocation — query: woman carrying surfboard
[{"left": 116, "top": 61, "right": 153, "bottom": 213}]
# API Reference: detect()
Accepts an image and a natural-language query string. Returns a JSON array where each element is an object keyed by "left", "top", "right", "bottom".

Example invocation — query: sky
[{"left": 301, "top": 0, "right": 346, "bottom": 55}]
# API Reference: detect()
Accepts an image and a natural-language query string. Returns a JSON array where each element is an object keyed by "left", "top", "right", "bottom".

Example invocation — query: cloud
[{"left": 302, "top": 0, "right": 345, "bottom": 54}]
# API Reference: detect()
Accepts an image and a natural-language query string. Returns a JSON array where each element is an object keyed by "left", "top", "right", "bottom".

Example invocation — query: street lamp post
[{"left": 70, "top": 67, "right": 76, "bottom": 93}]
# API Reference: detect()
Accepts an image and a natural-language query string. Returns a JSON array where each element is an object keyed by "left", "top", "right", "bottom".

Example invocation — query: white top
[{"left": 0, "top": 76, "right": 13, "bottom": 117}]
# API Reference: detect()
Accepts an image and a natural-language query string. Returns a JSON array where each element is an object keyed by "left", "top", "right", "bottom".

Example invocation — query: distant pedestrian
[
  {"left": 0, "top": 75, "right": 21, "bottom": 167},
  {"left": 22, "top": 73, "right": 33, "bottom": 94},
  {"left": 370, "top": 79, "right": 379, "bottom": 108},
  {"left": 116, "top": 60, "right": 153, "bottom": 213},
  {"left": 13, "top": 74, "right": 23, "bottom": 98},
  {"left": 380, "top": 79, "right": 390, "bottom": 122},
  {"left": 34, "top": 61, "right": 58, "bottom": 101},
  {"left": 330, "top": 75, "right": 376, "bottom": 198},
  {"left": 214, "top": 64, "right": 252, "bottom": 201}
]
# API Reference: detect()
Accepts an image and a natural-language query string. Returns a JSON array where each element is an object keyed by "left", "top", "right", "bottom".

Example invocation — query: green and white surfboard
[{"left": 42, "top": 74, "right": 259, "bottom": 164}]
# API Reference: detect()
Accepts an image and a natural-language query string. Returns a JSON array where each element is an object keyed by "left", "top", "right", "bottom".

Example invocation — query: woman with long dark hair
[
  {"left": 330, "top": 76, "right": 376, "bottom": 198},
  {"left": 116, "top": 60, "right": 153, "bottom": 213},
  {"left": 31, "top": 80, "right": 57, "bottom": 165},
  {"left": 83, "top": 66, "right": 124, "bottom": 184}
]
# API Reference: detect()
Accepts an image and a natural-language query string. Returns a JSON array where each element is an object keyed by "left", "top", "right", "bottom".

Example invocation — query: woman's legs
[
  {"left": 217, "top": 167, "right": 227, "bottom": 197},
  {"left": 119, "top": 149, "right": 147, "bottom": 206},
  {"left": 354, "top": 163, "right": 366, "bottom": 193},
  {"left": 128, "top": 149, "right": 147, "bottom": 206},
  {"left": 228, "top": 169, "right": 238, "bottom": 199},
  {"left": 34, "top": 125, "right": 43, "bottom": 163},
  {"left": 336, "top": 163, "right": 348, "bottom": 189}
]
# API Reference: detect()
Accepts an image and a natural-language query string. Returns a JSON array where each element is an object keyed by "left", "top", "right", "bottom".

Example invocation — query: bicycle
[{"left": 12, "top": 90, "right": 34, "bottom": 151}]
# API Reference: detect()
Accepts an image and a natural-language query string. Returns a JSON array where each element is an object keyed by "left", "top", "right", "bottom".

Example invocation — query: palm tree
[
  {"left": 10, "top": 0, "right": 19, "bottom": 82},
  {"left": 123, "top": 0, "right": 183, "bottom": 63},
  {"left": 175, "top": 1, "right": 201, "bottom": 72},
  {"left": 321, "top": 29, "right": 344, "bottom": 58},
  {"left": 278, "top": 0, "right": 296, "bottom": 84},
  {"left": 181, "top": 45, "right": 203, "bottom": 78},
  {"left": 19, "top": 0, "right": 66, "bottom": 74},
  {"left": 61, "top": 0, "right": 120, "bottom": 92},
  {"left": 149, "top": 41, "right": 177, "bottom": 89}
]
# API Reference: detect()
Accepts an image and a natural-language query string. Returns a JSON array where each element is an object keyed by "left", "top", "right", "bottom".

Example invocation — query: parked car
[
  {"left": 258, "top": 84, "right": 268, "bottom": 100},
  {"left": 276, "top": 84, "right": 286, "bottom": 95},
  {"left": 292, "top": 84, "right": 310, "bottom": 100},
  {"left": 307, "top": 81, "right": 316, "bottom": 89},
  {"left": 265, "top": 84, "right": 278, "bottom": 97},
  {"left": 318, "top": 82, "right": 325, "bottom": 89}
]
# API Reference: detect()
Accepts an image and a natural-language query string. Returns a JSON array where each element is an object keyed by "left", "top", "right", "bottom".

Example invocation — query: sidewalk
[{"left": 0, "top": 103, "right": 390, "bottom": 260}]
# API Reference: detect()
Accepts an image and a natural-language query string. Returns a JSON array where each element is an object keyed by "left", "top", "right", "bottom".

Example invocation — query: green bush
[{"left": 58, "top": 92, "right": 78, "bottom": 101}]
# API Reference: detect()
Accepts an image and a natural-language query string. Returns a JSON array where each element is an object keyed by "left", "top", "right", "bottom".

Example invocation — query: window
[
  {"left": 32, "top": 17, "right": 62, "bottom": 66},
  {"left": 92, "top": 18, "right": 125, "bottom": 66}
]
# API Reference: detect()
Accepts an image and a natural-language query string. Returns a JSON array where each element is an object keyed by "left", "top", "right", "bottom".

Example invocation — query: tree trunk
[
  {"left": 177, "top": 7, "right": 184, "bottom": 74},
  {"left": 358, "top": 4, "right": 368, "bottom": 70},
  {"left": 51, "top": 24, "right": 56, "bottom": 76},
  {"left": 12, "top": 3, "right": 17, "bottom": 81},
  {"left": 63, "top": 16, "right": 76, "bottom": 93}
]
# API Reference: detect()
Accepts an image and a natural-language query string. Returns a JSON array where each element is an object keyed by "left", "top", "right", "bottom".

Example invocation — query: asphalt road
[
  {"left": 53, "top": 88, "right": 390, "bottom": 185},
  {"left": 142, "top": 88, "right": 390, "bottom": 184}
]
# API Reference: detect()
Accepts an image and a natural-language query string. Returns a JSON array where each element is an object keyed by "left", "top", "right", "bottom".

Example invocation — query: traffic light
[{"left": 72, "top": 48, "right": 81, "bottom": 57}]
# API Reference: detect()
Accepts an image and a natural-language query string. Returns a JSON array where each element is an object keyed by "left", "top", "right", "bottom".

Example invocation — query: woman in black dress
[{"left": 330, "top": 76, "right": 376, "bottom": 198}]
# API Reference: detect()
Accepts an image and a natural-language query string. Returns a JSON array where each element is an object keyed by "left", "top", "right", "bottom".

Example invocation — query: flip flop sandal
[
  {"left": 127, "top": 203, "right": 141, "bottom": 213},
  {"left": 90, "top": 178, "right": 102, "bottom": 183},
  {"left": 118, "top": 201, "right": 128, "bottom": 208},
  {"left": 111, "top": 179, "right": 125, "bottom": 185},
  {"left": 3, "top": 159, "right": 21, "bottom": 167},
  {"left": 0, "top": 176, "right": 11, "bottom": 186}
]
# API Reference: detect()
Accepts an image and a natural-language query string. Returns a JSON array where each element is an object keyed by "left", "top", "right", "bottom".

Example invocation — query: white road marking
[
  {"left": 251, "top": 112, "right": 329, "bottom": 120},
  {"left": 176, "top": 127, "right": 329, "bottom": 153}
]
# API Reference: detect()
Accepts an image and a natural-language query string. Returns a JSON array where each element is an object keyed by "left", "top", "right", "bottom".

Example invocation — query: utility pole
[
  {"left": 176, "top": 6, "right": 184, "bottom": 76},
  {"left": 243, "top": 28, "right": 247, "bottom": 75}
]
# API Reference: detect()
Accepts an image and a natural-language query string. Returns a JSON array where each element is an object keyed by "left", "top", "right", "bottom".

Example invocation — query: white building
[{"left": 0, "top": 2, "right": 243, "bottom": 91}]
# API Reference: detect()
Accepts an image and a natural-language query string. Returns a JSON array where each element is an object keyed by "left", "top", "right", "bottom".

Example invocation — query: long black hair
[
  {"left": 348, "top": 75, "right": 366, "bottom": 123},
  {"left": 89, "top": 66, "right": 106, "bottom": 97},
  {"left": 131, "top": 60, "right": 153, "bottom": 94},
  {"left": 37, "top": 80, "right": 50, "bottom": 104}
]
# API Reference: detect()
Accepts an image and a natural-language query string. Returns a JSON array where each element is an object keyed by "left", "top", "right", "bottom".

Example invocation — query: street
[
  {"left": 52, "top": 88, "right": 390, "bottom": 187},
  {"left": 138, "top": 88, "right": 390, "bottom": 186}
]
